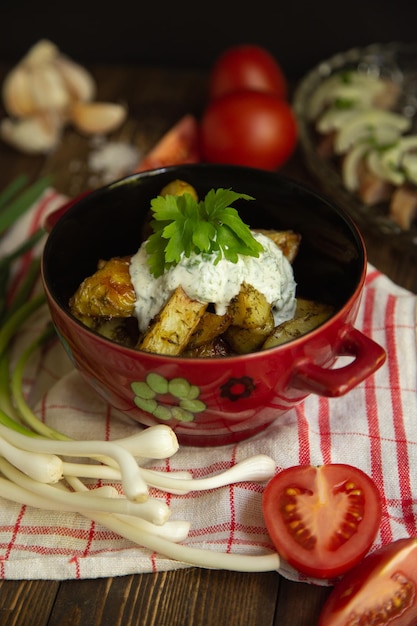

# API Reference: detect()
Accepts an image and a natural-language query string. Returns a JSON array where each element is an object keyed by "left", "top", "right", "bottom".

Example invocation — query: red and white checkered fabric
[{"left": 0, "top": 189, "right": 416, "bottom": 582}]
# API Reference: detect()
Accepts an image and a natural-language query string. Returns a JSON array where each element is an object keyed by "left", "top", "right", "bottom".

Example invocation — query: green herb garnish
[{"left": 145, "top": 187, "right": 264, "bottom": 277}]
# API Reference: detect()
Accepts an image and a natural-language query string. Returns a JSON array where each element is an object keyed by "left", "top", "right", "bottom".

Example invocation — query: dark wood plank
[
  {"left": 0, "top": 579, "right": 59, "bottom": 626},
  {"left": 275, "top": 579, "right": 332, "bottom": 625},
  {"left": 47, "top": 569, "right": 279, "bottom": 626}
]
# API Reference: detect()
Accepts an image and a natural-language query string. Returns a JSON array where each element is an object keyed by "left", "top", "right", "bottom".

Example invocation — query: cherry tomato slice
[
  {"left": 318, "top": 537, "right": 417, "bottom": 626},
  {"left": 134, "top": 114, "right": 200, "bottom": 172},
  {"left": 209, "top": 44, "right": 288, "bottom": 100},
  {"left": 262, "top": 464, "right": 382, "bottom": 579}
]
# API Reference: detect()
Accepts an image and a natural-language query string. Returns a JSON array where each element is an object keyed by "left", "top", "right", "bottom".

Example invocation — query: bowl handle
[{"left": 291, "top": 326, "right": 386, "bottom": 397}]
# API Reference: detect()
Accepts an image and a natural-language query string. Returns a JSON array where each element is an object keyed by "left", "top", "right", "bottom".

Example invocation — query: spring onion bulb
[
  {"left": 61, "top": 456, "right": 275, "bottom": 496},
  {"left": 62, "top": 462, "right": 193, "bottom": 495},
  {"left": 0, "top": 434, "right": 63, "bottom": 483},
  {"left": 112, "top": 425, "right": 179, "bottom": 459},
  {"left": 0, "top": 423, "right": 149, "bottom": 502},
  {"left": 0, "top": 474, "right": 180, "bottom": 537},
  {"left": 66, "top": 474, "right": 191, "bottom": 542},
  {"left": 0, "top": 475, "right": 70, "bottom": 511},
  {"left": 141, "top": 455, "right": 276, "bottom": 493},
  {"left": 83, "top": 485, "right": 120, "bottom": 498},
  {"left": 0, "top": 457, "right": 170, "bottom": 524}
]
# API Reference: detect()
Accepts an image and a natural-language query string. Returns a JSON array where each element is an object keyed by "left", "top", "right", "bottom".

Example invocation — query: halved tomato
[
  {"left": 134, "top": 114, "right": 200, "bottom": 172},
  {"left": 262, "top": 464, "right": 382, "bottom": 579},
  {"left": 318, "top": 537, "right": 417, "bottom": 626}
]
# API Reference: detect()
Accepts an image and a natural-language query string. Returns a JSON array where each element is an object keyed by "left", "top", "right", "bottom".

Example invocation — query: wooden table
[{"left": 0, "top": 61, "right": 415, "bottom": 626}]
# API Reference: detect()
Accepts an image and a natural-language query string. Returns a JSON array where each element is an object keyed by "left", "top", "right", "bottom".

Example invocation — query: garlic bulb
[
  {"left": 2, "top": 66, "right": 35, "bottom": 117},
  {"left": 54, "top": 55, "right": 96, "bottom": 103},
  {"left": 1, "top": 40, "right": 126, "bottom": 154},
  {"left": 23, "top": 39, "right": 59, "bottom": 67},
  {"left": 2, "top": 39, "right": 93, "bottom": 118}
]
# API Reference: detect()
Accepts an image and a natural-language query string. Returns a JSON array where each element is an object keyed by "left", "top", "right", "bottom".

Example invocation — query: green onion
[
  {"left": 0, "top": 174, "right": 29, "bottom": 212},
  {"left": 4, "top": 256, "right": 42, "bottom": 322},
  {"left": 10, "top": 323, "right": 66, "bottom": 440},
  {"left": 2, "top": 228, "right": 45, "bottom": 264},
  {"left": 0, "top": 175, "right": 51, "bottom": 237},
  {"left": 0, "top": 353, "right": 21, "bottom": 422},
  {"left": 0, "top": 264, "right": 10, "bottom": 322},
  {"left": 0, "top": 175, "right": 50, "bottom": 321},
  {"left": 0, "top": 291, "right": 47, "bottom": 356},
  {"left": 0, "top": 402, "right": 36, "bottom": 436}
]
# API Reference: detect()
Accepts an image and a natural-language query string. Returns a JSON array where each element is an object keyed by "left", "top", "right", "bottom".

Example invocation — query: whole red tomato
[
  {"left": 318, "top": 538, "right": 417, "bottom": 626},
  {"left": 262, "top": 464, "right": 382, "bottom": 580},
  {"left": 200, "top": 91, "right": 297, "bottom": 171},
  {"left": 209, "top": 45, "right": 287, "bottom": 100}
]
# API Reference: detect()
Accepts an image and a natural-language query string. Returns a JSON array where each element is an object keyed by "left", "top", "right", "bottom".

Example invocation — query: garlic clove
[
  {"left": 0, "top": 114, "right": 62, "bottom": 154},
  {"left": 29, "top": 63, "right": 71, "bottom": 113},
  {"left": 2, "top": 65, "right": 36, "bottom": 117},
  {"left": 54, "top": 55, "right": 96, "bottom": 103},
  {"left": 69, "top": 101, "right": 127, "bottom": 135}
]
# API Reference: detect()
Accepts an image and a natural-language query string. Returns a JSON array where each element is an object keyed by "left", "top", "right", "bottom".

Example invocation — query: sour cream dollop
[{"left": 129, "top": 231, "right": 297, "bottom": 333}]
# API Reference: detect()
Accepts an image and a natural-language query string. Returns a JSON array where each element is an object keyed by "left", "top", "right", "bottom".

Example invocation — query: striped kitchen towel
[{"left": 0, "top": 188, "right": 416, "bottom": 582}]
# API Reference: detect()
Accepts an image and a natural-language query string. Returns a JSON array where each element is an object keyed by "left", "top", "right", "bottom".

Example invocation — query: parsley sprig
[{"left": 146, "top": 187, "right": 264, "bottom": 277}]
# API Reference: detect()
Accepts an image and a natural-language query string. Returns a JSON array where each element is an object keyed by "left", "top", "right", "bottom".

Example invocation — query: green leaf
[
  {"left": 192, "top": 221, "right": 215, "bottom": 252},
  {"left": 145, "top": 187, "right": 262, "bottom": 277}
]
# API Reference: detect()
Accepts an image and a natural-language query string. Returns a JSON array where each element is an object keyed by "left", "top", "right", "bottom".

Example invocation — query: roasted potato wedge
[
  {"left": 226, "top": 322, "right": 275, "bottom": 354},
  {"left": 262, "top": 299, "right": 334, "bottom": 349},
  {"left": 293, "top": 297, "right": 335, "bottom": 319},
  {"left": 160, "top": 179, "right": 198, "bottom": 200},
  {"left": 224, "top": 283, "right": 275, "bottom": 353},
  {"left": 183, "top": 337, "right": 232, "bottom": 357},
  {"left": 138, "top": 286, "right": 207, "bottom": 355},
  {"left": 70, "top": 256, "right": 136, "bottom": 319},
  {"left": 253, "top": 229, "right": 301, "bottom": 263},
  {"left": 95, "top": 317, "right": 139, "bottom": 348},
  {"left": 187, "top": 311, "right": 232, "bottom": 349},
  {"left": 227, "top": 282, "right": 274, "bottom": 329}
]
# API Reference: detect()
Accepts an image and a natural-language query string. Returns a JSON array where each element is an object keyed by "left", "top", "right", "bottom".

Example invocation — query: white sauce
[{"left": 129, "top": 231, "right": 297, "bottom": 333}]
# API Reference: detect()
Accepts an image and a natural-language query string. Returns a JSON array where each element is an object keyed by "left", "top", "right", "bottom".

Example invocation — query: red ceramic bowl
[{"left": 41, "top": 164, "right": 386, "bottom": 446}]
